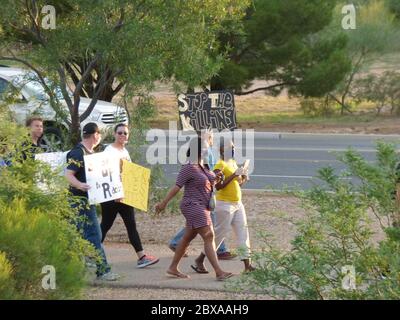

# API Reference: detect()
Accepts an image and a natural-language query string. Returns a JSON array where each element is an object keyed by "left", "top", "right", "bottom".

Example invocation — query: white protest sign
[
  {"left": 35, "top": 152, "right": 68, "bottom": 172},
  {"left": 35, "top": 152, "right": 68, "bottom": 193},
  {"left": 84, "top": 152, "right": 123, "bottom": 204}
]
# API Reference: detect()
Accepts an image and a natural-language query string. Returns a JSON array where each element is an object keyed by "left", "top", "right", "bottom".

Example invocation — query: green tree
[
  {"left": 0, "top": 0, "right": 249, "bottom": 145},
  {"left": 207, "top": 0, "right": 351, "bottom": 98},
  {"left": 327, "top": 0, "right": 400, "bottom": 114}
]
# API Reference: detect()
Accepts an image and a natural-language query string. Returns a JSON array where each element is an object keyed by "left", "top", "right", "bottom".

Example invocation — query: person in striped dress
[
  {"left": 168, "top": 130, "right": 234, "bottom": 260},
  {"left": 193, "top": 138, "right": 256, "bottom": 273},
  {"left": 155, "top": 136, "right": 233, "bottom": 281}
]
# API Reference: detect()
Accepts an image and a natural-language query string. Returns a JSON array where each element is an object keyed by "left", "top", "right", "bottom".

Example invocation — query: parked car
[{"left": 0, "top": 66, "right": 128, "bottom": 151}]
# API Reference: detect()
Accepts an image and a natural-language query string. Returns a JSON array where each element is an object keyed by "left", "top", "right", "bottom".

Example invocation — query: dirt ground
[{"left": 85, "top": 287, "right": 272, "bottom": 300}]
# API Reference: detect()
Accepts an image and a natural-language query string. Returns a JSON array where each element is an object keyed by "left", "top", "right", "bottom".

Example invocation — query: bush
[
  {"left": 0, "top": 121, "right": 95, "bottom": 299},
  {"left": 0, "top": 251, "right": 15, "bottom": 299},
  {"left": 353, "top": 71, "right": 400, "bottom": 116},
  {"left": 0, "top": 199, "right": 92, "bottom": 299},
  {"left": 387, "top": 0, "right": 400, "bottom": 18},
  {"left": 231, "top": 142, "right": 400, "bottom": 299},
  {"left": 300, "top": 97, "right": 337, "bottom": 117}
]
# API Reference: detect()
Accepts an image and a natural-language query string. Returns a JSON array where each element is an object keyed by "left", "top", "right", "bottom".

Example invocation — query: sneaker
[
  {"left": 97, "top": 271, "right": 120, "bottom": 281},
  {"left": 84, "top": 257, "right": 97, "bottom": 269},
  {"left": 137, "top": 254, "right": 160, "bottom": 268},
  {"left": 217, "top": 251, "right": 237, "bottom": 260}
]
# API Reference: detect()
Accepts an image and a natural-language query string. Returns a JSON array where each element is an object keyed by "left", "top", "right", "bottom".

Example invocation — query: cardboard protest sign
[
  {"left": 178, "top": 90, "right": 237, "bottom": 131},
  {"left": 84, "top": 152, "right": 123, "bottom": 204},
  {"left": 121, "top": 160, "right": 150, "bottom": 212}
]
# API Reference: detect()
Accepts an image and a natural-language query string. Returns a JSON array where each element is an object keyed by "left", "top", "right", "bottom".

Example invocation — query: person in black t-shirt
[
  {"left": 22, "top": 116, "right": 46, "bottom": 160},
  {"left": 65, "top": 122, "right": 119, "bottom": 281}
]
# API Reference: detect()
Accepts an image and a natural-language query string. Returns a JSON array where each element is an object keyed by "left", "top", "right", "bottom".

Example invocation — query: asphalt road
[{"left": 141, "top": 132, "right": 400, "bottom": 191}]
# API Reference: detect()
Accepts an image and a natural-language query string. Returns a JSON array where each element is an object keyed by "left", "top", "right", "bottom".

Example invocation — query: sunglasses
[{"left": 117, "top": 131, "right": 129, "bottom": 136}]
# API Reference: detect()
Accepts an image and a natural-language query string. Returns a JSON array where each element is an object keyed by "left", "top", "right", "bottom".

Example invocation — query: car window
[
  {"left": 0, "top": 77, "right": 27, "bottom": 102},
  {"left": 13, "top": 73, "right": 69, "bottom": 101},
  {"left": 0, "top": 77, "right": 10, "bottom": 95}
]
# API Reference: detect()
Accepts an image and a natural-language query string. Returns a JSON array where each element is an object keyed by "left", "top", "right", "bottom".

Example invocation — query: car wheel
[{"left": 41, "top": 127, "right": 64, "bottom": 152}]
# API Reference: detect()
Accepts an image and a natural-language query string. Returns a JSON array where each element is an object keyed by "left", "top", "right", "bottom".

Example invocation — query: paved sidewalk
[{"left": 90, "top": 243, "right": 246, "bottom": 292}]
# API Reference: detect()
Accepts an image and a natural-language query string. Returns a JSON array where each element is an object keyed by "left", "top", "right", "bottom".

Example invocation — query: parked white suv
[{"left": 0, "top": 66, "right": 128, "bottom": 150}]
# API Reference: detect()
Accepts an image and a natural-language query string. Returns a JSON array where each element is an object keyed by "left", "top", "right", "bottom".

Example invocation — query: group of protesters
[
  {"left": 155, "top": 130, "right": 255, "bottom": 280},
  {"left": 7, "top": 115, "right": 399, "bottom": 283},
  {"left": 8, "top": 116, "right": 256, "bottom": 282},
  {"left": 4, "top": 117, "right": 159, "bottom": 281},
  {"left": 64, "top": 121, "right": 160, "bottom": 280}
]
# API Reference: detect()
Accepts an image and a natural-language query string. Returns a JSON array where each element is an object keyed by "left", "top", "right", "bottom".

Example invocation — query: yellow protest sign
[{"left": 121, "top": 160, "right": 151, "bottom": 211}]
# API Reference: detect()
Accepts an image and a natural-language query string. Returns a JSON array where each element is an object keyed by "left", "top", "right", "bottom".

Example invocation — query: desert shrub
[
  {"left": 0, "top": 199, "right": 93, "bottom": 299},
  {"left": 0, "top": 251, "right": 15, "bottom": 299},
  {"left": 230, "top": 142, "right": 400, "bottom": 299},
  {"left": 300, "top": 97, "right": 337, "bottom": 117},
  {"left": 0, "top": 121, "right": 95, "bottom": 299},
  {"left": 353, "top": 71, "right": 400, "bottom": 116}
]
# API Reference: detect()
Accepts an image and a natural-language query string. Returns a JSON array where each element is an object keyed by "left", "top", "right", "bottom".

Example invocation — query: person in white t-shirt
[{"left": 100, "top": 123, "right": 159, "bottom": 268}]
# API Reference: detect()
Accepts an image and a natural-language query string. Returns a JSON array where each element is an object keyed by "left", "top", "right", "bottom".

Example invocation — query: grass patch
[{"left": 237, "top": 112, "right": 380, "bottom": 125}]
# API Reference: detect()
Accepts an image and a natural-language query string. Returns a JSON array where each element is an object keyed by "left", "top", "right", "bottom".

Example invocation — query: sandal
[
  {"left": 244, "top": 266, "right": 257, "bottom": 273},
  {"left": 166, "top": 270, "right": 190, "bottom": 279},
  {"left": 216, "top": 272, "right": 234, "bottom": 281},
  {"left": 191, "top": 264, "right": 209, "bottom": 274}
]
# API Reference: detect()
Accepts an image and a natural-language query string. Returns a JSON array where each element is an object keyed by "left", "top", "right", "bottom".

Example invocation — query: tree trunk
[
  {"left": 396, "top": 105, "right": 400, "bottom": 117},
  {"left": 340, "top": 102, "right": 345, "bottom": 116},
  {"left": 98, "top": 82, "right": 115, "bottom": 102},
  {"left": 70, "top": 109, "right": 81, "bottom": 146},
  {"left": 68, "top": 61, "right": 122, "bottom": 102}
]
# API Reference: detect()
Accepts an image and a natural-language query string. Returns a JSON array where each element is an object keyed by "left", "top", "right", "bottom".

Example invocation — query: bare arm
[
  {"left": 238, "top": 175, "right": 249, "bottom": 186},
  {"left": 155, "top": 185, "right": 181, "bottom": 213},
  {"left": 214, "top": 169, "right": 239, "bottom": 191},
  {"left": 65, "top": 169, "right": 90, "bottom": 191}
]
